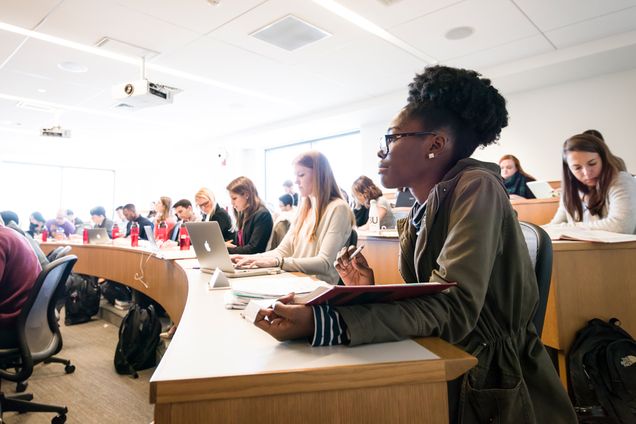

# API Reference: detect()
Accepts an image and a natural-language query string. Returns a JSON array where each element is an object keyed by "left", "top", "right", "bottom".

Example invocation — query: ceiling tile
[
  {"left": 391, "top": 0, "right": 539, "bottom": 61},
  {"left": 332, "top": 0, "right": 465, "bottom": 28},
  {"left": 514, "top": 0, "right": 636, "bottom": 31},
  {"left": 0, "top": 0, "right": 61, "bottom": 29}
]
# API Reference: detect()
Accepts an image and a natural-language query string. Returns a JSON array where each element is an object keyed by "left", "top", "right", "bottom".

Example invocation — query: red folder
[{"left": 293, "top": 282, "right": 457, "bottom": 306}]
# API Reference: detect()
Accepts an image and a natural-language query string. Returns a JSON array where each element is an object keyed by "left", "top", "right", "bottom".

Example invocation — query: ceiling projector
[
  {"left": 112, "top": 79, "right": 176, "bottom": 109},
  {"left": 41, "top": 125, "right": 71, "bottom": 138}
]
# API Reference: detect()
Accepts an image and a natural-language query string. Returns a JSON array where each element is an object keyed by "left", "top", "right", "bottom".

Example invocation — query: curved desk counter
[{"left": 42, "top": 242, "right": 477, "bottom": 423}]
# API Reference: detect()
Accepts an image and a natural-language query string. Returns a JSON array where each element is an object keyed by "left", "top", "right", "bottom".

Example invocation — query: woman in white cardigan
[
  {"left": 234, "top": 151, "right": 354, "bottom": 284},
  {"left": 550, "top": 133, "right": 636, "bottom": 234}
]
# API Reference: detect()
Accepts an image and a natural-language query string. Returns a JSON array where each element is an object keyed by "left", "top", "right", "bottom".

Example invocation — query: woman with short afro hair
[{"left": 252, "top": 66, "right": 576, "bottom": 423}]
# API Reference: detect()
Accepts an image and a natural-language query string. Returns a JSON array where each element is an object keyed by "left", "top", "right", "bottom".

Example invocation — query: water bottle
[
  {"left": 179, "top": 225, "right": 191, "bottom": 251},
  {"left": 112, "top": 223, "right": 120, "bottom": 239},
  {"left": 41, "top": 227, "right": 48, "bottom": 242},
  {"left": 368, "top": 199, "right": 380, "bottom": 232},
  {"left": 157, "top": 220, "right": 168, "bottom": 242},
  {"left": 83, "top": 227, "right": 89, "bottom": 244},
  {"left": 130, "top": 221, "right": 139, "bottom": 247}
]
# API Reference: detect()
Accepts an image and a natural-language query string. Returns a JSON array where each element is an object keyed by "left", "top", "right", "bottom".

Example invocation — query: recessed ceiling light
[
  {"left": 57, "top": 61, "right": 88, "bottom": 73},
  {"left": 445, "top": 26, "right": 475, "bottom": 41},
  {"left": 37, "top": 88, "right": 47, "bottom": 93}
]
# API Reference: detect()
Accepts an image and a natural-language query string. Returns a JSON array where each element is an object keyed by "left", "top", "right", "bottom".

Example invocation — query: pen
[{"left": 349, "top": 244, "right": 365, "bottom": 260}]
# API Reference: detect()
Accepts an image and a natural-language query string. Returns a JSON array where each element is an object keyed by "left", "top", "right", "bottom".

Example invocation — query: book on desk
[{"left": 542, "top": 226, "right": 636, "bottom": 243}]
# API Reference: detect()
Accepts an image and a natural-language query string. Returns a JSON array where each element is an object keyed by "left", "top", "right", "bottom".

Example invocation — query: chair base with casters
[
  {"left": 14, "top": 357, "right": 75, "bottom": 394},
  {"left": 0, "top": 392, "right": 68, "bottom": 424}
]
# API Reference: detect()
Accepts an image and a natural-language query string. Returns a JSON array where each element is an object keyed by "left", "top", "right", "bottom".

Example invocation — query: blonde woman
[
  {"left": 234, "top": 151, "right": 354, "bottom": 285},
  {"left": 226, "top": 176, "right": 273, "bottom": 254},
  {"left": 194, "top": 187, "right": 235, "bottom": 241}
]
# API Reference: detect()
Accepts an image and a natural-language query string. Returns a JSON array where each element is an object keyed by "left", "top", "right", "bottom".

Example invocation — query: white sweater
[
  {"left": 550, "top": 171, "right": 636, "bottom": 234},
  {"left": 262, "top": 197, "right": 353, "bottom": 284}
]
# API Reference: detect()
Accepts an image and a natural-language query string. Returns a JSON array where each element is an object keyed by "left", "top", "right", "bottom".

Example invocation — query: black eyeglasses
[{"left": 379, "top": 132, "right": 437, "bottom": 156}]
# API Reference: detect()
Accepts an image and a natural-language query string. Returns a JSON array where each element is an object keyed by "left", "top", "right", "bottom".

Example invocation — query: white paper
[
  {"left": 542, "top": 225, "right": 636, "bottom": 243},
  {"left": 230, "top": 276, "right": 327, "bottom": 298}
]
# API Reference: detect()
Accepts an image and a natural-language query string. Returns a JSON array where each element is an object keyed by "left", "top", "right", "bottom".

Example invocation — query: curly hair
[{"left": 405, "top": 65, "right": 508, "bottom": 160}]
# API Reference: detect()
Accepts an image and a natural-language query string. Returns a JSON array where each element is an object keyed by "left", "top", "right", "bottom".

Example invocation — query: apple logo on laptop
[
  {"left": 204, "top": 240, "right": 212, "bottom": 252},
  {"left": 96, "top": 234, "right": 101, "bottom": 239}
]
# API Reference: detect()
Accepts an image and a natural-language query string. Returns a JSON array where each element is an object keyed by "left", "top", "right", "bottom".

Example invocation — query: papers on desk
[
  {"left": 225, "top": 276, "right": 328, "bottom": 310},
  {"left": 542, "top": 226, "right": 636, "bottom": 243}
]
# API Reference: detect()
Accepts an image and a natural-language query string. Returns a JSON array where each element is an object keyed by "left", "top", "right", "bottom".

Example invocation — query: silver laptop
[
  {"left": 527, "top": 181, "right": 555, "bottom": 199},
  {"left": 144, "top": 225, "right": 160, "bottom": 252},
  {"left": 87, "top": 228, "right": 111, "bottom": 244},
  {"left": 185, "top": 221, "right": 281, "bottom": 278}
]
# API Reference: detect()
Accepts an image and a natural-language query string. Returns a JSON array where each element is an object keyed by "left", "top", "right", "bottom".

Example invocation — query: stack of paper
[
  {"left": 226, "top": 277, "right": 327, "bottom": 309},
  {"left": 542, "top": 226, "right": 636, "bottom": 243}
]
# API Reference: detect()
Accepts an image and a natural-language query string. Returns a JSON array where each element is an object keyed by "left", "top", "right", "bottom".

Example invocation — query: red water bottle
[
  {"left": 157, "top": 220, "right": 167, "bottom": 242},
  {"left": 83, "top": 227, "right": 89, "bottom": 244},
  {"left": 41, "top": 227, "right": 48, "bottom": 242},
  {"left": 130, "top": 221, "right": 139, "bottom": 247},
  {"left": 179, "top": 225, "right": 190, "bottom": 251},
  {"left": 111, "top": 223, "right": 120, "bottom": 239}
]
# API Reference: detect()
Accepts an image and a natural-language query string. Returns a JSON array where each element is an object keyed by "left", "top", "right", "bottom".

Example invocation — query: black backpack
[
  {"left": 100, "top": 280, "right": 132, "bottom": 305},
  {"left": 568, "top": 318, "right": 636, "bottom": 423},
  {"left": 64, "top": 273, "right": 101, "bottom": 325},
  {"left": 114, "top": 304, "right": 161, "bottom": 378}
]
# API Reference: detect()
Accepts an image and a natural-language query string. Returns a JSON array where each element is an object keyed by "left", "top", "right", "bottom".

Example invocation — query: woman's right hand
[{"left": 334, "top": 245, "right": 375, "bottom": 286}]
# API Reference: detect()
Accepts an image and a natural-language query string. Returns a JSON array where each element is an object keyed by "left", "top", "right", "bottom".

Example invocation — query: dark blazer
[
  {"left": 227, "top": 205, "right": 273, "bottom": 255},
  {"left": 202, "top": 204, "right": 235, "bottom": 241}
]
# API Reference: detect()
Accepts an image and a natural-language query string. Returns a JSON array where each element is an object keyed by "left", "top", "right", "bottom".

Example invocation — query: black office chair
[
  {"left": 519, "top": 221, "right": 553, "bottom": 336},
  {"left": 0, "top": 255, "right": 77, "bottom": 424}
]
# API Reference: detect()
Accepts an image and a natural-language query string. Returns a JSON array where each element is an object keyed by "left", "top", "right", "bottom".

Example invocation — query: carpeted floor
[{"left": 2, "top": 316, "right": 155, "bottom": 424}]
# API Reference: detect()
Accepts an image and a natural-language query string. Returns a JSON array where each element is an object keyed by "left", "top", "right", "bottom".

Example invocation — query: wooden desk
[
  {"left": 542, "top": 240, "right": 636, "bottom": 387},
  {"left": 358, "top": 231, "right": 402, "bottom": 284},
  {"left": 42, "top": 242, "right": 476, "bottom": 423},
  {"left": 510, "top": 197, "right": 559, "bottom": 225}
]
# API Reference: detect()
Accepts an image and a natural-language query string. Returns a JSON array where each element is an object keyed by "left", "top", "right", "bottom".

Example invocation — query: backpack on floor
[
  {"left": 568, "top": 318, "right": 636, "bottom": 424},
  {"left": 100, "top": 280, "right": 132, "bottom": 305},
  {"left": 64, "top": 273, "right": 101, "bottom": 325},
  {"left": 114, "top": 303, "right": 161, "bottom": 378}
]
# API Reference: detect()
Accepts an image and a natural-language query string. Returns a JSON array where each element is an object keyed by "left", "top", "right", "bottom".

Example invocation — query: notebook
[
  {"left": 185, "top": 221, "right": 282, "bottom": 278},
  {"left": 87, "top": 228, "right": 111, "bottom": 244},
  {"left": 527, "top": 181, "right": 555, "bottom": 199}
]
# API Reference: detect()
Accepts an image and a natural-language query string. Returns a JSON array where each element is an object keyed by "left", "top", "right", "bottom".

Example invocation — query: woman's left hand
[
  {"left": 234, "top": 256, "right": 278, "bottom": 269},
  {"left": 254, "top": 294, "right": 314, "bottom": 341},
  {"left": 225, "top": 240, "right": 236, "bottom": 248}
]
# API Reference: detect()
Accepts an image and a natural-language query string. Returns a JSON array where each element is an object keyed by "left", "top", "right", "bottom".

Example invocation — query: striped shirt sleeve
[{"left": 310, "top": 304, "right": 350, "bottom": 346}]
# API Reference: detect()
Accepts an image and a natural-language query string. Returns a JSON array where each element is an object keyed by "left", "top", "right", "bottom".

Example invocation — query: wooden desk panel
[
  {"left": 358, "top": 234, "right": 402, "bottom": 284},
  {"left": 511, "top": 197, "right": 559, "bottom": 225}
]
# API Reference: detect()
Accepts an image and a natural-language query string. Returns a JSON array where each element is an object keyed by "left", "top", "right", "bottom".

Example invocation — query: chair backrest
[
  {"left": 6, "top": 256, "right": 78, "bottom": 382},
  {"left": 348, "top": 228, "right": 358, "bottom": 248},
  {"left": 519, "top": 221, "right": 553, "bottom": 336},
  {"left": 268, "top": 219, "right": 291, "bottom": 250}
]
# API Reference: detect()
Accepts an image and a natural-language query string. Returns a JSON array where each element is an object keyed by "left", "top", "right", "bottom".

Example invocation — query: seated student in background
[
  {"left": 351, "top": 175, "right": 396, "bottom": 229},
  {"left": 0, "top": 211, "right": 19, "bottom": 227},
  {"left": 550, "top": 133, "right": 636, "bottom": 234},
  {"left": 499, "top": 154, "right": 536, "bottom": 199},
  {"left": 27, "top": 211, "right": 46, "bottom": 237},
  {"left": 282, "top": 179, "right": 299, "bottom": 206},
  {"left": 152, "top": 196, "right": 177, "bottom": 241},
  {"left": 269, "top": 194, "right": 295, "bottom": 250},
  {"left": 90, "top": 206, "right": 114, "bottom": 237},
  {"left": 0, "top": 216, "right": 42, "bottom": 348},
  {"left": 253, "top": 66, "right": 576, "bottom": 423},
  {"left": 195, "top": 187, "right": 235, "bottom": 241},
  {"left": 234, "top": 151, "right": 354, "bottom": 285},
  {"left": 582, "top": 129, "right": 628, "bottom": 172},
  {"left": 66, "top": 209, "right": 83, "bottom": 231},
  {"left": 225, "top": 176, "right": 273, "bottom": 254},
  {"left": 277, "top": 194, "right": 295, "bottom": 222},
  {"left": 45, "top": 209, "right": 76, "bottom": 238},
  {"left": 122, "top": 204, "right": 154, "bottom": 240},
  {"left": 172, "top": 198, "right": 198, "bottom": 241}
]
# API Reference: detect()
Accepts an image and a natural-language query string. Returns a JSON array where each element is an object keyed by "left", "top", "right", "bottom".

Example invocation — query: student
[
  {"left": 122, "top": 204, "right": 153, "bottom": 240},
  {"left": 194, "top": 187, "right": 235, "bottom": 241},
  {"left": 153, "top": 196, "right": 177, "bottom": 241},
  {"left": 550, "top": 133, "right": 636, "bottom": 234},
  {"left": 90, "top": 206, "right": 114, "bottom": 237},
  {"left": 225, "top": 176, "right": 273, "bottom": 254},
  {"left": 253, "top": 66, "right": 576, "bottom": 423},
  {"left": 45, "top": 209, "right": 76, "bottom": 238},
  {"left": 499, "top": 154, "right": 536, "bottom": 199},
  {"left": 0, "top": 217, "right": 41, "bottom": 348},
  {"left": 282, "top": 180, "right": 299, "bottom": 206},
  {"left": 234, "top": 151, "right": 354, "bottom": 285},
  {"left": 582, "top": 129, "right": 628, "bottom": 172},
  {"left": 269, "top": 194, "right": 295, "bottom": 250},
  {"left": 351, "top": 175, "right": 396, "bottom": 229},
  {"left": 27, "top": 211, "right": 46, "bottom": 237}
]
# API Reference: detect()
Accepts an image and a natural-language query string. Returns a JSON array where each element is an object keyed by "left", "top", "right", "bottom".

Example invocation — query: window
[
  {"left": 0, "top": 161, "right": 115, "bottom": 229},
  {"left": 264, "top": 131, "right": 361, "bottom": 206}
]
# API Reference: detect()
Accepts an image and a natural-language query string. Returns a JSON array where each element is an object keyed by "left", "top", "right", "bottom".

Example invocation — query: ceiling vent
[
  {"left": 250, "top": 15, "right": 331, "bottom": 51},
  {"left": 16, "top": 101, "right": 56, "bottom": 113},
  {"left": 95, "top": 36, "right": 159, "bottom": 59}
]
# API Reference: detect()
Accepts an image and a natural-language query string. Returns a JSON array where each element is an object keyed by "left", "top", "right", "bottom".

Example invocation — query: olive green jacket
[{"left": 337, "top": 158, "right": 576, "bottom": 423}]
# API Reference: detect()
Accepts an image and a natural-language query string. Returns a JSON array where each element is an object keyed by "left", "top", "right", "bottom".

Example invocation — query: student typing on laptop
[
  {"left": 233, "top": 151, "right": 354, "bottom": 285},
  {"left": 225, "top": 176, "right": 273, "bottom": 254}
]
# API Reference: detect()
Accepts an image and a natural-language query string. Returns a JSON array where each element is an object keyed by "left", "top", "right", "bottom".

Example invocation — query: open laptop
[
  {"left": 87, "top": 228, "right": 111, "bottom": 244},
  {"left": 527, "top": 181, "right": 555, "bottom": 199},
  {"left": 186, "top": 221, "right": 281, "bottom": 278}
]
